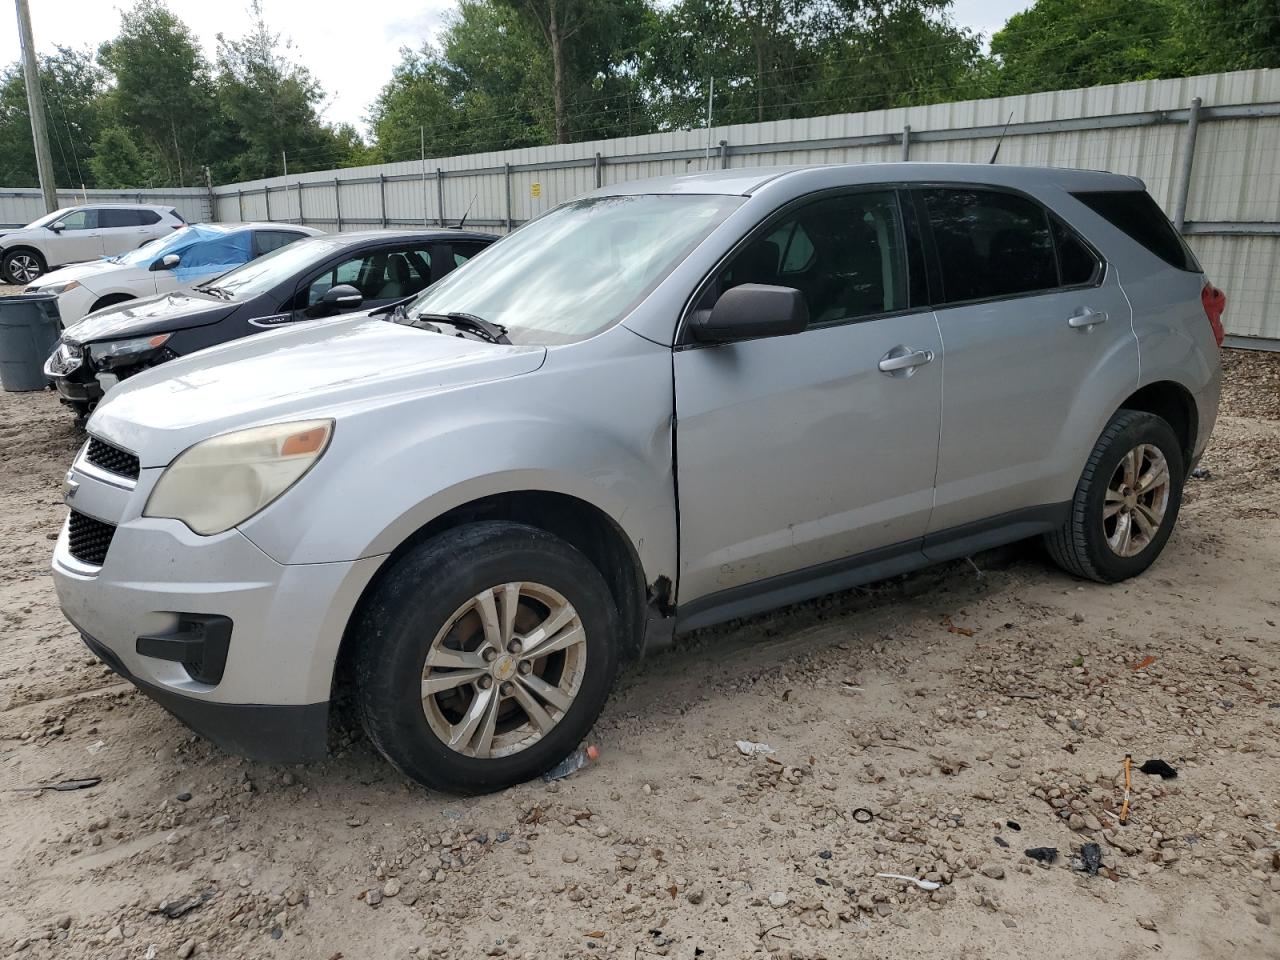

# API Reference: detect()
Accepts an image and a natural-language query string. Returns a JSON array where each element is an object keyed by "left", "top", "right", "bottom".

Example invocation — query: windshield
[
  {"left": 405, "top": 194, "right": 743, "bottom": 344},
  {"left": 111, "top": 225, "right": 231, "bottom": 267},
  {"left": 208, "top": 236, "right": 343, "bottom": 300},
  {"left": 26, "top": 207, "right": 73, "bottom": 229}
]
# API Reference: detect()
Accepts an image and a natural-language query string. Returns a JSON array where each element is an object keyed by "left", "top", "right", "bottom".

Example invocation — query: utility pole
[{"left": 15, "top": 0, "right": 57, "bottom": 212}]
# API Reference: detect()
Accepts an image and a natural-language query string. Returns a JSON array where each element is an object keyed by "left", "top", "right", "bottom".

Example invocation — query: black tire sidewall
[
  {"left": 4, "top": 250, "right": 44, "bottom": 284},
  {"left": 1080, "top": 413, "right": 1185, "bottom": 581},
  {"left": 355, "top": 523, "right": 619, "bottom": 793}
]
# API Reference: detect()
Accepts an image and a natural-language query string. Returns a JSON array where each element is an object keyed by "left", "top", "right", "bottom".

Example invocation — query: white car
[
  {"left": 0, "top": 204, "right": 186, "bottom": 284},
  {"left": 27, "top": 222, "right": 322, "bottom": 327}
]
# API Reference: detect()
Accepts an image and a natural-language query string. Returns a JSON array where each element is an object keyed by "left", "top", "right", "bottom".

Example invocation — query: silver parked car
[
  {"left": 1, "top": 203, "right": 186, "bottom": 284},
  {"left": 52, "top": 164, "right": 1223, "bottom": 792}
]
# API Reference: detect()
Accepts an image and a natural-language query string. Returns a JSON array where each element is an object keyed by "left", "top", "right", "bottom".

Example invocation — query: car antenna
[
  {"left": 457, "top": 193, "right": 478, "bottom": 230},
  {"left": 989, "top": 111, "right": 1015, "bottom": 164}
]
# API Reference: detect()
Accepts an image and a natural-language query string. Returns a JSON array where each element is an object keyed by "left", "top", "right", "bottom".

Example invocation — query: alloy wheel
[
  {"left": 8, "top": 254, "right": 40, "bottom": 284},
  {"left": 1103, "top": 443, "right": 1170, "bottom": 557},
  {"left": 420, "top": 581, "right": 587, "bottom": 759}
]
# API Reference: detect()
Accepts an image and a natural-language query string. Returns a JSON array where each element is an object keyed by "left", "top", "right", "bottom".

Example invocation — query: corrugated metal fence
[{"left": 4, "top": 69, "right": 1278, "bottom": 339}]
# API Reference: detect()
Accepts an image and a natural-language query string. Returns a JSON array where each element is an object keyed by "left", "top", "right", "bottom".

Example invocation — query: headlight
[
  {"left": 144, "top": 420, "right": 333, "bottom": 535},
  {"left": 90, "top": 333, "right": 171, "bottom": 370},
  {"left": 31, "top": 279, "right": 80, "bottom": 295},
  {"left": 44, "top": 340, "right": 83, "bottom": 377}
]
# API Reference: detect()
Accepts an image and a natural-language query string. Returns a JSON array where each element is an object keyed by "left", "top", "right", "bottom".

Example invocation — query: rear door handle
[
  {"left": 878, "top": 347, "right": 934, "bottom": 374},
  {"left": 1068, "top": 308, "right": 1108, "bottom": 328}
]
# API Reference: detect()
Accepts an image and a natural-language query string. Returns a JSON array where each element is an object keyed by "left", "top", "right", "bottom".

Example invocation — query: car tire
[
  {"left": 1045, "top": 409, "right": 1185, "bottom": 583},
  {"left": 353, "top": 521, "right": 620, "bottom": 793},
  {"left": 3, "top": 248, "right": 46, "bottom": 285}
]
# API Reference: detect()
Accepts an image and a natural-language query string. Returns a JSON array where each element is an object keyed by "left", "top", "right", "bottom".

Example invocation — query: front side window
[
  {"left": 712, "top": 190, "right": 910, "bottom": 326},
  {"left": 922, "top": 188, "right": 1057, "bottom": 304},
  {"left": 55, "top": 209, "right": 96, "bottom": 231},
  {"left": 307, "top": 245, "right": 436, "bottom": 305},
  {"left": 406, "top": 194, "right": 744, "bottom": 345}
]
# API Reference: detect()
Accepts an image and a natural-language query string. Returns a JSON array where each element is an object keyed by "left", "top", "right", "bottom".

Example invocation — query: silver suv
[
  {"left": 52, "top": 164, "right": 1223, "bottom": 792},
  {"left": 1, "top": 203, "right": 185, "bottom": 284}
]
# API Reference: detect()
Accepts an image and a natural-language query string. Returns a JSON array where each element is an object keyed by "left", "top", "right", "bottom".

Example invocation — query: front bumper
[{"left": 51, "top": 450, "right": 385, "bottom": 761}]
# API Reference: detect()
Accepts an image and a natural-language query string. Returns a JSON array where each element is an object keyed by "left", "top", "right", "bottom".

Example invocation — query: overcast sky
[{"left": 0, "top": 0, "right": 1031, "bottom": 135}]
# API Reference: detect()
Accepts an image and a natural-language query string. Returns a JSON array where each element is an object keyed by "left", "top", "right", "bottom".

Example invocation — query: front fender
[{"left": 236, "top": 329, "right": 678, "bottom": 589}]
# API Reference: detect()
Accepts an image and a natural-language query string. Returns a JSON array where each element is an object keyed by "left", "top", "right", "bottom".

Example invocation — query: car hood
[
  {"left": 65, "top": 290, "right": 233, "bottom": 344},
  {"left": 89, "top": 314, "right": 548, "bottom": 467},
  {"left": 29, "top": 259, "right": 126, "bottom": 293}
]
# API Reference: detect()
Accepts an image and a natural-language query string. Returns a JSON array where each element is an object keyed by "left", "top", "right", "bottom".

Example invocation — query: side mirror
[
  {"left": 152, "top": 253, "right": 181, "bottom": 271},
  {"left": 309, "top": 284, "right": 363, "bottom": 316},
  {"left": 48, "top": 223, "right": 64, "bottom": 233},
  {"left": 690, "top": 283, "right": 809, "bottom": 343}
]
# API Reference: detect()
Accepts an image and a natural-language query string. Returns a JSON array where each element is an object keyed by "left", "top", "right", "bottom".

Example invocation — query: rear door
[
  {"left": 673, "top": 188, "right": 944, "bottom": 610},
  {"left": 916, "top": 186, "right": 1136, "bottom": 550},
  {"left": 251, "top": 229, "right": 309, "bottom": 258},
  {"left": 98, "top": 208, "right": 155, "bottom": 255}
]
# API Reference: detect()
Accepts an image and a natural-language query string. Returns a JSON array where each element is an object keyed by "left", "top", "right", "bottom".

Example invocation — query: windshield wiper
[
  {"left": 413, "top": 311, "right": 510, "bottom": 344},
  {"left": 195, "top": 284, "right": 232, "bottom": 301}
]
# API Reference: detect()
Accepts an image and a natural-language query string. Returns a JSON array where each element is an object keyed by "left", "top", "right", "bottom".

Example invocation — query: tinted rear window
[{"left": 1072, "top": 190, "right": 1200, "bottom": 272}]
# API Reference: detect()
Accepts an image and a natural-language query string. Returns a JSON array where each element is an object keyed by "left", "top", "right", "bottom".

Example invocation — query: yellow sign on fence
[{"left": 530, "top": 182, "right": 542, "bottom": 199}]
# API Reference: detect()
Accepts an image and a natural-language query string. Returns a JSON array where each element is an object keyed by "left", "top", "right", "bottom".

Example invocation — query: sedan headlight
[
  {"left": 30, "top": 279, "right": 80, "bottom": 295},
  {"left": 144, "top": 420, "right": 333, "bottom": 535},
  {"left": 44, "top": 340, "right": 83, "bottom": 377},
  {"left": 90, "top": 333, "right": 171, "bottom": 370}
]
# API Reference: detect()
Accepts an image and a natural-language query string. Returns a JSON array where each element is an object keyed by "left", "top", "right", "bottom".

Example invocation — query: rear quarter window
[{"left": 1072, "top": 190, "right": 1200, "bottom": 272}]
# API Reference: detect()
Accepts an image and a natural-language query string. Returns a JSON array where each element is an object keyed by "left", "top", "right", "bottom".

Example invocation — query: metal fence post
[
  {"left": 378, "top": 174, "right": 387, "bottom": 228},
  {"left": 594, "top": 152, "right": 603, "bottom": 188},
  {"left": 436, "top": 168, "right": 445, "bottom": 227},
  {"left": 504, "top": 163, "right": 513, "bottom": 230},
  {"left": 236, "top": 189, "right": 244, "bottom": 221},
  {"left": 334, "top": 178, "right": 342, "bottom": 231},
  {"left": 719, "top": 139, "right": 729, "bottom": 169},
  {"left": 1173, "top": 97, "right": 1202, "bottom": 232},
  {"left": 264, "top": 185, "right": 272, "bottom": 221},
  {"left": 296, "top": 181, "right": 304, "bottom": 226},
  {"left": 901, "top": 124, "right": 911, "bottom": 161}
]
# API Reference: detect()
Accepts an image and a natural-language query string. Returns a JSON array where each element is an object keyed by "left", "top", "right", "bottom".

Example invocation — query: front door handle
[
  {"left": 878, "top": 347, "right": 934, "bottom": 374},
  {"left": 1068, "top": 308, "right": 1108, "bottom": 328}
]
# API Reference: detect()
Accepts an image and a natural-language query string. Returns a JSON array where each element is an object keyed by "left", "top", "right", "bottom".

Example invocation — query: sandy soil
[{"left": 1, "top": 350, "right": 1277, "bottom": 960}]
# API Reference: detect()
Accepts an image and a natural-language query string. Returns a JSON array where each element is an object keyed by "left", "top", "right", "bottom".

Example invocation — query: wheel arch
[
  {"left": 1118, "top": 380, "right": 1198, "bottom": 470},
  {"left": 89, "top": 292, "right": 136, "bottom": 314},
  {"left": 331, "top": 489, "right": 659, "bottom": 707}
]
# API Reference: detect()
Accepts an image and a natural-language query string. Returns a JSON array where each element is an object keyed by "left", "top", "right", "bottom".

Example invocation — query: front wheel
[
  {"left": 3, "top": 249, "right": 45, "bottom": 285},
  {"left": 353, "top": 521, "right": 619, "bottom": 793},
  {"left": 1045, "top": 409, "right": 1185, "bottom": 583}
]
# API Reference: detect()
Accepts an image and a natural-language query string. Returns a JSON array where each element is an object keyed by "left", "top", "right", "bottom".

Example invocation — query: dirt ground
[{"left": 1, "top": 349, "right": 1277, "bottom": 960}]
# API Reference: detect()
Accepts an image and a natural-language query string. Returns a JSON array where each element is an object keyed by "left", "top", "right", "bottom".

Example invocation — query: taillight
[{"left": 1201, "top": 283, "right": 1226, "bottom": 348}]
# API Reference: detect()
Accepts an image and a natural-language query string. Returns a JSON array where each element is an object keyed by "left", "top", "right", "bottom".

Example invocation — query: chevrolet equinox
[{"left": 52, "top": 164, "right": 1224, "bottom": 792}]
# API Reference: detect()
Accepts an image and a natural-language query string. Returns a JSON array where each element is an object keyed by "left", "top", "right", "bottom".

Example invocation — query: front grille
[
  {"left": 85, "top": 437, "right": 140, "bottom": 480},
  {"left": 68, "top": 510, "right": 116, "bottom": 566}
]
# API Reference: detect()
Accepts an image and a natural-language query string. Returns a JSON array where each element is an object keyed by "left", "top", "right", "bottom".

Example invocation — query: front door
[
  {"left": 674, "top": 189, "right": 943, "bottom": 610},
  {"left": 48, "top": 208, "right": 103, "bottom": 265},
  {"left": 915, "top": 186, "right": 1137, "bottom": 539}
]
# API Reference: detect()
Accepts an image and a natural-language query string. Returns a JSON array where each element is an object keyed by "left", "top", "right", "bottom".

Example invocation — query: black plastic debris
[
  {"left": 1006, "top": 819, "right": 1021, "bottom": 831},
  {"left": 13, "top": 776, "right": 102, "bottom": 793},
  {"left": 1080, "top": 842, "right": 1102, "bottom": 875},
  {"left": 1138, "top": 759, "right": 1177, "bottom": 779},
  {"left": 1024, "top": 847, "right": 1058, "bottom": 864},
  {"left": 994, "top": 836, "right": 1010, "bottom": 848}
]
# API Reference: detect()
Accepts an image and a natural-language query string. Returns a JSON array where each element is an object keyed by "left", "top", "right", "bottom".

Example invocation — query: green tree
[
  {"left": 214, "top": 1, "right": 362, "bottom": 181},
  {"left": 1185, "top": 0, "right": 1280, "bottom": 70},
  {"left": 89, "top": 125, "right": 155, "bottom": 188},
  {"left": 988, "top": 0, "right": 1196, "bottom": 95},
  {"left": 98, "top": 0, "right": 218, "bottom": 186},
  {"left": 0, "top": 47, "right": 106, "bottom": 188}
]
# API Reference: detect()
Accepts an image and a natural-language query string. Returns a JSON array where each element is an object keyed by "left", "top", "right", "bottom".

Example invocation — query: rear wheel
[
  {"left": 3, "top": 248, "right": 45, "bottom": 285},
  {"left": 1045, "top": 410, "right": 1184, "bottom": 583},
  {"left": 353, "top": 521, "right": 619, "bottom": 793}
]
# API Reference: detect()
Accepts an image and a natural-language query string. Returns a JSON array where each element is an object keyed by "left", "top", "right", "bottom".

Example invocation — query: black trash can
[{"left": 0, "top": 293, "right": 60, "bottom": 392}]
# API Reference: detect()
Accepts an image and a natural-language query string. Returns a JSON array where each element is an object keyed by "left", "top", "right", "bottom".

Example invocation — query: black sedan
[{"left": 44, "top": 228, "right": 497, "bottom": 419}]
